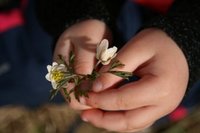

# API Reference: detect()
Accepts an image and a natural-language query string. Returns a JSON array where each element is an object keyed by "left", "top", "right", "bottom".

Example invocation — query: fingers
[
  {"left": 53, "top": 35, "right": 71, "bottom": 61},
  {"left": 53, "top": 35, "right": 96, "bottom": 110},
  {"left": 92, "top": 37, "right": 155, "bottom": 92},
  {"left": 73, "top": 42, "right": 96, "bottom": 75},
  {"left": 81, "top": 106, "right": 158, "bottom": 132},
  {"left": 86, "top": 75, "right": 161, "bottom": 111},
  {"left": 53, "top": 34, "right": 97, "bottom": 75}
]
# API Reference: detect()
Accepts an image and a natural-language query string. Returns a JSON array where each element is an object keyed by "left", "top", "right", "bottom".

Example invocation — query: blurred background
[
  {"left": 0, "top": 0, "right": 200, "bottom": 132},
  {"left": 0, "top": 0, "right": 63, "bottom": 106}
]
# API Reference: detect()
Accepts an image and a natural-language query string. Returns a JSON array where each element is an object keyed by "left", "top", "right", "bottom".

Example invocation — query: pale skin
[{"left": 54, "top": 19, "right": 189, "bottom": 132}]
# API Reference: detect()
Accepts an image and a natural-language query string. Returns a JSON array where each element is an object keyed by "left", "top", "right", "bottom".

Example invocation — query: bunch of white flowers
[{"left": 45, "top": 39, "right": 132, "bottom": 102}]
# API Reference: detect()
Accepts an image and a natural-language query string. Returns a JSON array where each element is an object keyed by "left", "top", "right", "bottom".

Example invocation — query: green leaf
[
  {"left": 57, "top": 55, "right": 66, "bottom": 64},
  {"left": 87, "top": 70, "right": 100, "bottom": 80},
  {"left": 73, "top": 76, "right": 81, "bottom": 86},
  {"left": 49, "top": 79, "right": 69, "bottom": 101},
  {"left": 74, "top": 87, "right": 81, "bottom": 102},
  {"left": 57, "top": 79, "right": 68, "bottom": 89},
  {"left": 57, "top": 54, "right": 71, "bottom": 71},
  {"left": 74, "top": 86, "right": 89, "bottom": 102},
  {"left": 49, "top": 89, "right": 60, "bottom": 101},
  {"left": 69, "top": 89, "right": 74, "bottom": 94},
  {"left": 109, "top": 71, "right": 133, "bottom": 80},
  {"left": 69, "top": 51, "right": 75, "bottom": 64},
  {"left": 109, "top": 59, "right": 125, "bottom": 70},
  {"left": 68, "top": 51, "right": 76, "bottom": 73},
  {"left": 63, "top": 88, "right": 71, "bottom": 102}
]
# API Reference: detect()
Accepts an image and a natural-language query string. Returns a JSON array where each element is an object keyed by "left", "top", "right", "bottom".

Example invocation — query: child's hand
[
  {"left": 53, "top": 19, "right": 111, "bottom": 110},
  {"left": 81, "top": 28, "right": 189, "bottom": 132}
]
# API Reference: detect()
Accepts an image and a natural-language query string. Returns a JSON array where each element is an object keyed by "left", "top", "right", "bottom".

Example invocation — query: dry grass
[
  {"left": 0, "top": 104, "right": 114, "bottom": 133},
  {"left": 1, "top": 104, "right": 200, "bottom": 133}
]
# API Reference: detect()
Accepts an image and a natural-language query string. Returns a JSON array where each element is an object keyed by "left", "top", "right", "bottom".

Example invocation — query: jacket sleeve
[
  {"left": 144, "top": 0, "right": 200, "bottom": 88},
  {"left": 35, "top": 0, "right": 124, "bottom": 37}
]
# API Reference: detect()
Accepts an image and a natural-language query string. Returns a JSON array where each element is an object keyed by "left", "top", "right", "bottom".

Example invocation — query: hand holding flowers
[
  {"left": 45, "top": 39, "right": 132, "bottom": 102},
  {"left": 45, "top": 28, "right": 189, "bottom": 132}
]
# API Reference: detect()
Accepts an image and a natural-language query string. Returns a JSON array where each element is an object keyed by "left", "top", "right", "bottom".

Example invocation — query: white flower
[
  {"left": 96, "top": 39, "right": 118, "bottom": 65},
  {"left": 45, "top": 62, "right": 66, "bottom": 89}
]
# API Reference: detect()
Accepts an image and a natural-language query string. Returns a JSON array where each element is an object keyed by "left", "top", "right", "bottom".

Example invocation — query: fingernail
[
  {"left": 82, "top": 116, "right": 88, "bottom": 122},
  {"left": 93, "top": 79, "right": 102, "bottom": 92}
]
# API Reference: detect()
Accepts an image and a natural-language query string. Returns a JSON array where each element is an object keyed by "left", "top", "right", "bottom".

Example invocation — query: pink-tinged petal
[
  {"left": 96, "top": 39, "right": 108, "bottom": 59},
  {"left": 52, "top": 62, "right": 58, "bottom": 66}
]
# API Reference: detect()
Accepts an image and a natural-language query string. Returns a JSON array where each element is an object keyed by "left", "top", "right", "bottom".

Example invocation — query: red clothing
[
  {"left": 0, "top": 0, "right": 27, "bottom": 33},
  {"left": 0, "top": 9, "right": 24, "bottom": 32},
  {"left": 134, "top": 0, "right": 174, "bottom": 13}
]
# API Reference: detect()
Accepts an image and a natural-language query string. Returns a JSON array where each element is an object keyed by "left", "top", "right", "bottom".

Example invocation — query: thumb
[{"left": 92, "top": 37, "right": 155, "bottom": 92}]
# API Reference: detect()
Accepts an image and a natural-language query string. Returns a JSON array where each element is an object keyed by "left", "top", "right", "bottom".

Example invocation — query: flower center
[{"left": 51, "top": 70, "right": 65, "bottom": 82}]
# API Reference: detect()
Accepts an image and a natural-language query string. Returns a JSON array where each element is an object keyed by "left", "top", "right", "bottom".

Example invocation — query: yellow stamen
[{"left": 51, "top": 70, "right": 64, "bottom": 82}]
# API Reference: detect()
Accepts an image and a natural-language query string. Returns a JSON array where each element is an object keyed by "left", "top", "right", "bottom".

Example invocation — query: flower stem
[{"left": 95, "top": 61, "right": 101, "bottom": 70}]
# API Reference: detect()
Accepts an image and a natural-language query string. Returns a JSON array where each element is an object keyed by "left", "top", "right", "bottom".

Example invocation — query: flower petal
[
  {"left": 106, "top": 46, "right": 118, "bottom": 57},
  {"left": 57, "top": 64, "right": 66, "bottom": 71},
  {"left": 45, "top": 73, "right": 51, "bottom": 81},
  {"left": 52, "top": 82, "right": 58, "bottom": 90},
  {"left": 96, "top": 39, "right": 108, "bottom": 60},
  {"left": 60, "top": 64, "right": 65, "bottom": 67},
  {"left": 101, "top": 46, "right": 117, "bottom": 61},
  {"left": 47, "top": 65, "right": 52, "bottom": 72},
  {"left": 52, "top": 62, "right": 58, "bottom": 66},
  {"left": 101, "top": 60, "right": 111, "bottom": 65}
]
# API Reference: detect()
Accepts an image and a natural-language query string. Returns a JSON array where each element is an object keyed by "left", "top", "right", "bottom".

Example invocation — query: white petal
[
  {"left": 52, "top": 62, "right": 58, "bottom": 66},
  {"left": 101, "top": 60, "right": 111, "bottom": 65},
  {"left": 101, "top": 46, "right": 117, "bottom": 61},
  {"left": 111, "top": 53, "right": 117, "bottom": 59},
  {"left": 52, "top": 82, "right": 57, "bottom": 90},
  {"left": 45, "top": 73, "right": 51, "bottom": 81},
  {"left": 57, "top": 64, "right": 66, "bottom": 71},
  {"left": 107, "top": 46, "right": 118, "bottom": 57},
  {"left": 47, "top": 65, "right": 52, "bottom": 72},
  {"left": 59, "top": 64, "right": 66, "bottom": 69},
  {"left": 59, "top": 64, "right": 65, "bottom": 67},
  {"left": 96, "top": 39, "right": 108, "bottom": 59}
]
